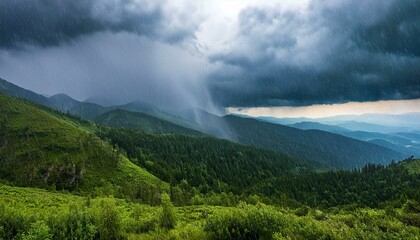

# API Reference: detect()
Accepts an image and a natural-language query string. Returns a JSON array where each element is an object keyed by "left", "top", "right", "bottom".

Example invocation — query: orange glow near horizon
[{"left": 226, "top": 99, "right": 420, "bottom": 118}]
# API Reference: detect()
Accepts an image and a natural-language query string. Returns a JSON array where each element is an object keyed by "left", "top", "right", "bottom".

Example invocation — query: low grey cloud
[
  {"left": 207, "top": 0, "right": 420, "bottom": 107},
  {"left": 0, "top": 32, "right": 216, "bottom": 111},
  {"left": 0, "top": 0, "right": 198, "bottom": 48}
]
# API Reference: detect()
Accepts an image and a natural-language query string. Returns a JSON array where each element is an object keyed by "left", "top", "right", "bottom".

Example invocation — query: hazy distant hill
[
  {"left": 0, "top": 78, "right": 199, "bottom": 131},
  {"left": 336, "top": 121, "right": 412, "bottom": 133},
  {"left": 0, "top": 78, "right": 107, "bottom": 118},
  {"left": 290, "top": 121, "right": 420, "bottom": 157},
  {"left": 0, "top": 78, "right": 51, "bottom": 106},
  {"left": 289, "top": 121, "right": 350, "bottom": 133},
  {"left": 181, "top": 109, "right": 405, "bottom": 169},
  {"left": 259, "top": 114, "right": 420, "bottom": 133},
  {"left": 117, "top": 101, "right": 201, "bottom": 131},
  {"left": 94, "top": 109, "right": 203, "bottom": 135}
]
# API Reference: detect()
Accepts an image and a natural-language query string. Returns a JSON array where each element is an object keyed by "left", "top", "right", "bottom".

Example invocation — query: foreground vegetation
[{"left": 1, "top": 184, "right": 419, "bottom": 240}]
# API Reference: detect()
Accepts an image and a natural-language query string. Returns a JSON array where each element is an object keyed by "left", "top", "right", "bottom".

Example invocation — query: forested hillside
[
  {"left": 97, "top": 128, "right": 316, "bottom": 195},
  {"left": 98, "top": 126, "right": 420, "bottom": 208},
  {"left": 0, "top": 94, "right": 165, "bottom": 202}
]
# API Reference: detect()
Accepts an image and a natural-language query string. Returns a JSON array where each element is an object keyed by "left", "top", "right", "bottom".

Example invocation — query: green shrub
[
  {"left": 0, "top": 205, "right": 30, "bottom": 240},
  {"left": 20, "top": 221, "right": 52, "bottom": 240},
  {"left": 65, "top": 205, "right": 97, "bottom": 240},
  {"left": 205, "top": 203, "right": 286, "bottom": 240},
  {"left": 402, "top": 200, "right": 420, "bottom": 214},
  {"left": 294, "top": 206, "right": 310, "bottom": 216},
  {"left": 137, "top": 218, "right": 158, "bottom": 233},
  {"left": 98, "top": 198, "right": 122, "bottom": 240},
  {"left": 160, "top": 193, "right": 177, "bottom": 230}
]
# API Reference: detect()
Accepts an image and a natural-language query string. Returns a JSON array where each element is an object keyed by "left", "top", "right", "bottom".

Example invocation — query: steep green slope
[
  {"left": 97, "top": 128, "right": 319, "bottom": 194},
  {"left": 94, "top": 109, "right": 203, "bottom": 135},
  {"left": 0, "top": 94, "right": 166, "bottom": 200},
  {"left": 181, "top": 109, "right": 405, "bottom": 169}
]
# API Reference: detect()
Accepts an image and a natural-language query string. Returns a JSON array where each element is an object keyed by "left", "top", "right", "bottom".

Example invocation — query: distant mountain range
[
  {"left": 0, "top": 77, "right": 409, "bottom": 169},
  {"left": 289, "top": 121, "right": 349, "bottom": 133},
  {"left": 289, "top": 121, "right": 420, "bottom": 157},
  {"left": 180, "top": 109, "right": 405, "bottom": 169},
  {"left": 256, "top": 113, "right": 420, "bottom": 133}
]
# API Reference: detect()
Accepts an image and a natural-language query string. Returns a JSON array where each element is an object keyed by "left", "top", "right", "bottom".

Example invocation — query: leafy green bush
[
  {"left": 205, "top": 203, "right": 286, "bottom": 240},
  {"left": 294, "top": 206, "right": 310, "bottom": 216},
  {"left": 0, "top": 204, "right": 30, "bottom": 240},
  {"left": 97, "top": 198, "right": 122, "bottom": 240},
  {"left": 160, "top": 193, "right": 177, "bottom": 230},
  {"left": 64, "top": 205, "right": 97, "bottom": 240},
  {"left": 20, "top": 221, "right": 52, "bottom": 240}
]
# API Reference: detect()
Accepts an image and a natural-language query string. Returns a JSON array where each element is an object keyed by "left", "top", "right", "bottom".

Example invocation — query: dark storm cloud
[
  {"left": 0, "top": 32, "right": 214, "bottom": 111},
  {"left": 0, "top": 0, "right": 194, "bottom": 48},
  {"left": 208, "top": 0, "right": 420, "bottom": 107},
  {"left": 353, "top": 0, "right": 420, "bottom": 57}
]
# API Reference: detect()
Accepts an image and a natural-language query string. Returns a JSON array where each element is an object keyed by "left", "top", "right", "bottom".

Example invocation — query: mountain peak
[{"left": 49, "top": 93, "right": 76, "bottom": 101}]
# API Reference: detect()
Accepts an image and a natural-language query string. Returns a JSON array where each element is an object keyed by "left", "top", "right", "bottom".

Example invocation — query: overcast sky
[{"left": 0, "top": 0, "right": 419, "bottom": 115}]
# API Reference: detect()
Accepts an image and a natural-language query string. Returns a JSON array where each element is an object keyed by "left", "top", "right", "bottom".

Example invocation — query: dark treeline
[
  {"left": 97, "top": 127, "right": 315, "bottom": 194},
  {"left": 254, "top": 160, "right": 420, "bottom": 208}
]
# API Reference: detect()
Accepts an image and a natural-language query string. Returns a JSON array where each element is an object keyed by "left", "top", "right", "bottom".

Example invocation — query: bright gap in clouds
[
  {"left": 227, "top": 99, "right": 420, "bottom": 118},
  {"left": 196, "top": 0, "right": 310, "bottom": 52}
]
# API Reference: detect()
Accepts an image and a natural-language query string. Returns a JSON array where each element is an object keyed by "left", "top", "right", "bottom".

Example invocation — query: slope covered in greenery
[
  {"left": 0, "top": 94, "right": 166, "bottom": 201},
  {"left": 1, "top": 183, "right": 419, "bottom": 240},
  {"left": 94, "top": 109, "right": 203, "bottom": 135}
]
